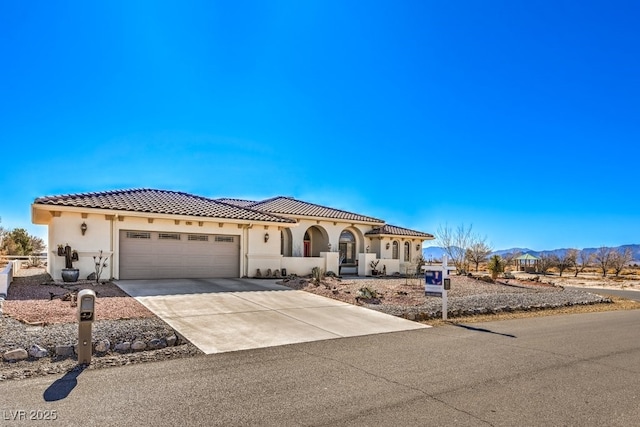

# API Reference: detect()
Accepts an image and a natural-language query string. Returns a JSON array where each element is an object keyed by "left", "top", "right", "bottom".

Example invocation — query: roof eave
[{"left": 30, "top": 203, "right": 297, "bottom": 226}]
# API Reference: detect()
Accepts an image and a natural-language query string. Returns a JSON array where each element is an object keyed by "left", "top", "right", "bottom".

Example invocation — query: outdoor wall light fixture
[
  {"left": 416, "top": 244, "right": 421, "bottom": 251},
  {"left": 385, "top": 242, "right": 390, "bottom": 250},
  {"left": 327, "top": 243, "right": 332, "bottom": 251},
  {"left": 264, "top": 232, "right": 269, "bottom": 243},
  {"left": 80, "top": 222, "right": 88, "bottom": 236}
]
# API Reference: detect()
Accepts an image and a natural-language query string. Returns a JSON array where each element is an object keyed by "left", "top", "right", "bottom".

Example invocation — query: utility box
[{"left": 77, "top": 289, "right": 96, "bottom": 364}]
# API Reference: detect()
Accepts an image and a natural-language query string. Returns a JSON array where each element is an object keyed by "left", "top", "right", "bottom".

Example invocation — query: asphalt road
[
  {"left": 1, "top": 310, "right": 639, "bottom": 426},
  {"left": 567, "top": 286, "right": 640, "bottom": 302}
]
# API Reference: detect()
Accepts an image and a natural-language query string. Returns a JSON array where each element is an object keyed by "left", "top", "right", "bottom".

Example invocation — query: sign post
[{"left": 424, "top": 256, "right": 456, "bottom": 320}]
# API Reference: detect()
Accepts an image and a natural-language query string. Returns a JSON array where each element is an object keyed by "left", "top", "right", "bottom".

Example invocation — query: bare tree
[
  {"left": 537, "top": 253, "right": 556, "bottom": 276},
  {"left": 574, "top": 249, "right": 593, "bottom": 277},
  {"left": 556, "top": 249, "right": 578, "bottom": 277},
  {"left": 436, "top": 223, "right": 474, "bottom": 274},
  {"left": 610, "top": 248, "right": 633, "bottom": 277},
  {"left": 593, "top": 246, "right": 614, "bottom": 277},
  {"left": 465, "top": 240, "right": 493, "bottom": 272},
  {"left": 502, "top": 251, "right": 521, "bottom": 271}
]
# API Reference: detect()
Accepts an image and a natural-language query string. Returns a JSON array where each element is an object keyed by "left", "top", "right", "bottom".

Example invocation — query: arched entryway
[
  {"left": 339, "top": 230, "right": 357, "bottom": 264},
  {"left": 281, "top": 228, "right": 293, "bottom": 257},
  {"left": 303, "top": 226, "right": 328, "bottom": 257}
]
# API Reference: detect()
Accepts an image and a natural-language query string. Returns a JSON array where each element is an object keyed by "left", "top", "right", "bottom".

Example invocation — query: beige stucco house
[{"left": 31, "top": 189, "right": 434, "bottom": 281}]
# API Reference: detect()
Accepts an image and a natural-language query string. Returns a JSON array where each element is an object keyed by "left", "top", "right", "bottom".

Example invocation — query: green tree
[
  {"left": 0, "top": 228, "right": 45, "bottom": 256},
  {"left": 486, "top": 255, "right": 505, "bottom": 279}
]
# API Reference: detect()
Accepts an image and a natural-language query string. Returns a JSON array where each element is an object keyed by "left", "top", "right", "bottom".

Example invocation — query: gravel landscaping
[
  {"left": 0, "top": 269, "right": 203, "bottom": 381},
  {"left": 280, "top": 274, "right": 615, "bottom": 321}
]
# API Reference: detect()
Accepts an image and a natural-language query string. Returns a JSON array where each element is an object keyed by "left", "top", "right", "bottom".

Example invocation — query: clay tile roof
[
  {"left": 33, "top": 189, "right": 296, "bottom": 224},
  {"left": 245, "top": 196, "right": 384, "bottom": 224},
  {"left": 216, "top": 198, "right": 257, "bottom": 208},
  {"left": 365, "top": 224, "right": 434, "bottom": 239}
]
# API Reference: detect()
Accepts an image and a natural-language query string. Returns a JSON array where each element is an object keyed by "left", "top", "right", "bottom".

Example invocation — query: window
[
  {"left": 392, "top": 241, "right": 399, "bottom": 259},
  {"left": 339, "top": 230, "right": 356, "bottom": 264},
  {"left": 126, "top": 231, "right": 150, "bottom": 239},
  {"left": 214, "top": 236, "right": 235, "bottom": 243},
  {"left": 159, "top": 233, "right": 180, "bottom": 240},
  {"left": 404, "top": 242, "right": 410, "bottom": 261},
  {"left": 188, "top": 234, "right": 209, "bottom": 242}
]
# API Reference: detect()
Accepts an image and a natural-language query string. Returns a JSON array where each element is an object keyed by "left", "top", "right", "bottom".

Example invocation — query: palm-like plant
[{"left": 487, "top": 255, "right": 505, "bottom": 279}]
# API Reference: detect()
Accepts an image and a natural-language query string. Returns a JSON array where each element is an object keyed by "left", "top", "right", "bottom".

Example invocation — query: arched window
[
  {"left": 404, "top": 242, "right": 410, "bottom": 261},
  {"left": 339, "top": 230, "right": 356, "bottom": 264},
  {"left": 392, "top": 241, "right": 399, "bottom": 259}
]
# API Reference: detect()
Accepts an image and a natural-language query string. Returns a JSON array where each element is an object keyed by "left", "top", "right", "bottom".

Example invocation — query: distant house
[{"left": 31, "top": 189, "right": 434, "bottom": 281}]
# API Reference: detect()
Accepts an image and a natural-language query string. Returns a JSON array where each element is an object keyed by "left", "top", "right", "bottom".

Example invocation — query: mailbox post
[{"left": 77, "top": 289, "right": 96, "bottom": 365}]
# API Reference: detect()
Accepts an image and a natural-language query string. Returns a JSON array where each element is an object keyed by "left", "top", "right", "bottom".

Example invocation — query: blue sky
[{"left": 1, "top": 1, "right": 638, "bottom": 251}]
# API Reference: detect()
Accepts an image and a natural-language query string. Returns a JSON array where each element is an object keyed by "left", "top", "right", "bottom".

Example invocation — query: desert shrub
[
  {"left": 27, "top": 256, "right": 43, "bottom": 268},
  {"left": 357, "top": 287, "right": 380, "bottom": 299},
  {"left": 311, "top": 267, "right": 324, "bottom": 282},
  {"left": 487, "top": 255, "right": 505, "bottom": 279}
]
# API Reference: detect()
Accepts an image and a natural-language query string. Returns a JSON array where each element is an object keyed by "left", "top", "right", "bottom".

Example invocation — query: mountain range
[{"left": 423, "top": 244, "right": 640, "bottom": 262}]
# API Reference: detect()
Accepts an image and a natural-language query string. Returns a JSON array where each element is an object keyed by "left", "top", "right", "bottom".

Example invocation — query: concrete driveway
[{"left": 115, "top": 278, "right": 428, "bottom": 354}]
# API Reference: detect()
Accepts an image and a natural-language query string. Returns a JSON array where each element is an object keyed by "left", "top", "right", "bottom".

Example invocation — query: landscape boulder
[
  {"left": 29, "top": 344, "right": 49, "bottom": 358},
  {"left": 131, "top": 341, "right": 147, "bottom": 352},
  {"left": 55, "top": 345, "right": 75, "bottom": 357},
  {"left": 3, "top": 348, "right": 28, "bottom": 361},
  {"left": 115, "top": 342, "right": 131, "bottom": 353},
  {"left": 95, "top": 339, "right": 111, "bottom": 353}
]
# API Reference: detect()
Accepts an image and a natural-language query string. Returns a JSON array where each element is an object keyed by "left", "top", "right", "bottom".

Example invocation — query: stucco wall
[
  {"left": 48, "top": 213, "right": 113, "bottom": 281},
  {"left": 281, "top": 256, "right": 323, "bottom": 276}
]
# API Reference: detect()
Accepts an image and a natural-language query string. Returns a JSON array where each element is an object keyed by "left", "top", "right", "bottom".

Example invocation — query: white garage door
[{"left": 119, "top": 230, "right": 240, "bottom": 279}]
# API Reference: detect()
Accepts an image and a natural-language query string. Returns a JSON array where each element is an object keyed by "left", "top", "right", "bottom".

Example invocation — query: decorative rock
[
  {"left": 148, "top": 338, "right": 167, "bottom": 350},
  {"left": 95, "top": 339, "right": 111, "bottom": 353},
  {"left": 87, "top": 272, "right": 97, "bottom": 281},
  {"left": 166, "top": 335, "right": 177, "bottom": 347},
  {"left": 3, "top": 348, "right": 28, "bottom": 361},
  {"left": 131, "top": 341, "right": 147, "bottom": 352},
  {"left": 114, "top": 342, "right": 131, "bottom": 353},
  {"left": 55, "top": 345, "right": 75, "bottom": 357},
  {"left": 29, "top": 344, "right": 49, "bottom": 358}
]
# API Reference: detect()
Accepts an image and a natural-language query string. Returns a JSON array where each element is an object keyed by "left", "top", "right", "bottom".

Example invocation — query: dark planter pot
[{"left": 61, "top": 268, "right": 80, "bottom": 283}]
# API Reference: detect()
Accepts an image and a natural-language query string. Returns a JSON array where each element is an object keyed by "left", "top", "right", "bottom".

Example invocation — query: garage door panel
[{"left": 119, "top": 230, "right": 240, "bottom": 279}]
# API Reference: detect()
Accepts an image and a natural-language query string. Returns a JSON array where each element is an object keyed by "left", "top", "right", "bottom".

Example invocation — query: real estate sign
[{"left": 423, "top": 256, "right": 456, "bottom": 320}]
